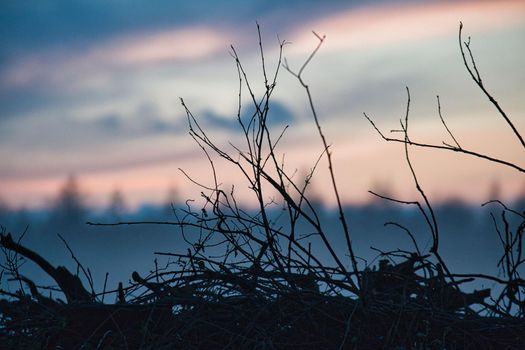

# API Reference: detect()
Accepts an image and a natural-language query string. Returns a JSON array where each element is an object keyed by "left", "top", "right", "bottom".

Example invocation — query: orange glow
[{"left": 2, "top": 119, "right": 523, "bottom": 210}]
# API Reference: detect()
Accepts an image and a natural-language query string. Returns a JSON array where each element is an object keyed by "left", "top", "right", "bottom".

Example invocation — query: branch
[
  {"left": 459, "top": 22, "right": 525, "bottom": 149},
  {"left": 284, "top": 32, "right": 361, "bottom": 289},
  {"left": 364, "top": 113, "right": 524, "bottom": 173},
  {"left": 0, "top": 232, "right": 92, "bottom": 303}
]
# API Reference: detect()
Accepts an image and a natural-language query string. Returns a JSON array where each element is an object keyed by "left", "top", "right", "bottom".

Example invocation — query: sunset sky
[{"left": 1, "top": 0, "right": 524, "bottom": 210}]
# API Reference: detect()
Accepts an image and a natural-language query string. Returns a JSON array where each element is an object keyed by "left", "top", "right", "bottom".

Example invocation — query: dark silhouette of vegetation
[
  {"left": 1, "top": 23, "right": 524, "bottom": 349},
  {"left": 108, "top": 188, "right": 127, "bottom": 222},
  {"left": 49, "top": 175, "right": 88, "bottom": 228}
]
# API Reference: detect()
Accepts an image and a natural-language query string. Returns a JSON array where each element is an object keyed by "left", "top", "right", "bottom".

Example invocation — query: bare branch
[{"left": 459, "top": 22, "right": 525, "bottom": 149}]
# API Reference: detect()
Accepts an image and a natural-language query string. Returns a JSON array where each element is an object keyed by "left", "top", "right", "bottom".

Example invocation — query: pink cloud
[
  {"left": 0, "top": 26, "right": 236, "bottom": 90},
  {"left": 101, "top": 27, "right": 230, "bottom": 65},
  {"left": 288, "top": 0, "right": 525, "bottom": 53}
]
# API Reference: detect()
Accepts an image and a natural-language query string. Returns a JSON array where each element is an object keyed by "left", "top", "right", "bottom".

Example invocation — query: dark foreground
[{"left": 1, "top": 232, "right": 523, "bottom": 349}]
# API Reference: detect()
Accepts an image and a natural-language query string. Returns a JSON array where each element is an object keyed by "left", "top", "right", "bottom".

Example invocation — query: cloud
[
  {"left": 94, "top": 114, "right": 122, "bottom": 132},
  {"left": 0, "top": 96, "right": 298, "bottom": 183},
  {"left": 287, "top": 0, "right": 525, "bottom": 55},
  {"left": 0, "top": 110, "right": 191, "bottom": 181},
  {"left": 0, "top": 0, "right": 389, "bottom": 91},
  {"left": 0, "top": 1, "right": 233, "bottom": 55},
  {"left": 88, "top": 103, "right": 187, "bottom": 137},
  {"left": 0, "top": 101, "right": 183, "bottom": 151},
  {"left": 0, "top": 0, "right": 363, "bottom": 56},
  {"left": 1, "top": 0, "right": 460, "bottom": 121},
  {"left": 100, "top": 28, "right": 232, "bottom": 65},
  {"left": 0, "top": 26, "right": 237, "bottom": 92},
  {"left": 200, "top": 100, "right": 295, "bottom": 131},
  {"left": 2, "top": 0, "right": 522, "bottom": 133}
]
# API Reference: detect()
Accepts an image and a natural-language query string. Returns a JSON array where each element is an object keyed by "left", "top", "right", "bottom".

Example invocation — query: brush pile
[{"left": 1, "top": 229, "right": 524, "bottom": 349}]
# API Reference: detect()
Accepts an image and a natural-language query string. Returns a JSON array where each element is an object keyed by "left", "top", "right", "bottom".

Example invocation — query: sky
[{"left": 1, "top": 0, "right": 524, "bottom": 210}]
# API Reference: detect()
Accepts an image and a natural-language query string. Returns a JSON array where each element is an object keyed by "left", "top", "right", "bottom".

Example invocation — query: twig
[
  {"left": 283, "top": 31, "right": 361, "bottom": 290},
  {"left": 459, "top": 22, "right": 525, "bottom": 149}
]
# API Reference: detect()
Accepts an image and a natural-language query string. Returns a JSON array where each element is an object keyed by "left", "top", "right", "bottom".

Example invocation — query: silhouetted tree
[
  {"left": 107, "top": 188, "right": 127, "bottom": 221},
  {"left": 49, "top": 175, "right": 87, "bottom": 227},
  {"left": 163, "top": 184, "right": 180, "bottom": 216},
  {"left": 515, "top": 184, "right": 525, "bottom": 213},
  {"left": 0, "top": 197, "right": 9, "bottom": 222},
  {"left": 488, "top": 179, "right": 502, "bottom": 202}
]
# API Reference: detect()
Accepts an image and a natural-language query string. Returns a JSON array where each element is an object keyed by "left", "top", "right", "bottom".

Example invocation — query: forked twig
[{"left": 283, "top": 32, "right": 361, "bottom": 289}]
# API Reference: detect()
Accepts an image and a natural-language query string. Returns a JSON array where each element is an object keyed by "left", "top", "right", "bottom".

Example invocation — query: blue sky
[{"left": 1, "top": 0, "right": 524, "bottom": 209}]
